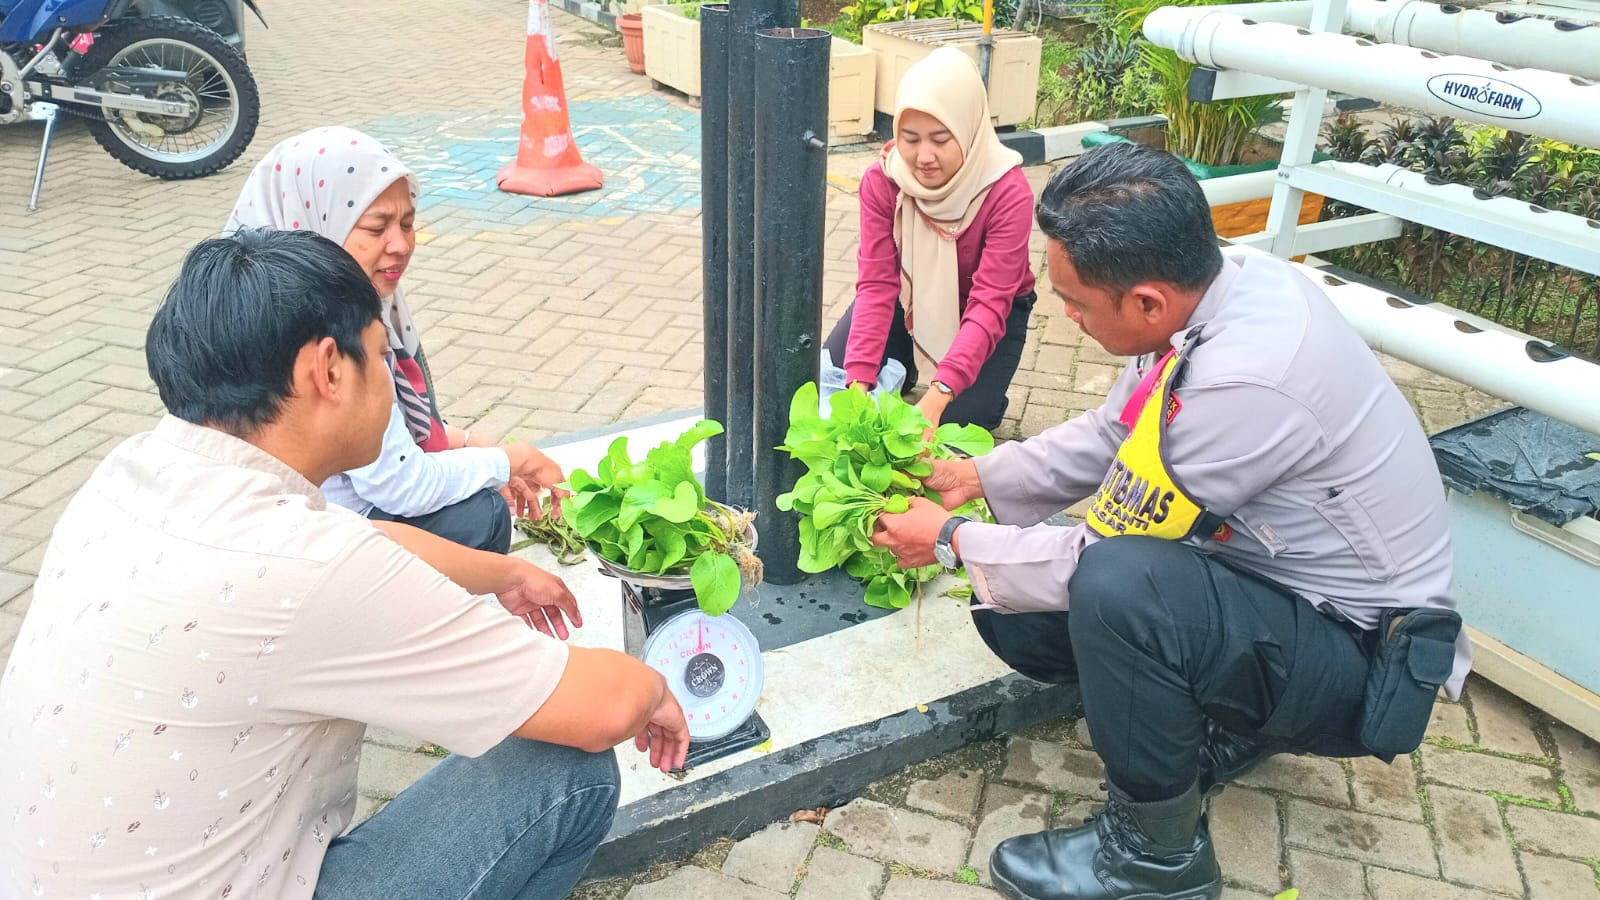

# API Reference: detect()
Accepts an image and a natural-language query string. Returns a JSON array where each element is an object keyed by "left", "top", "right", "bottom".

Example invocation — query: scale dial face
[{"left": 640, "top": 610, "right": 764, "bottom": 741}]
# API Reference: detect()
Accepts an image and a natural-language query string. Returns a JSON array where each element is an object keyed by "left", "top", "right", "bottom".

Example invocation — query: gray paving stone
[
  {"left": 1429, "top": 786, "right": 1521, "bottom": 894},
  {"left": 1050, "top": 797, "right": 1101, "bottom": 830},
  {"left": 1219, "top": 890, "right": 1272, "bottom": 900},
  {"left": 1351, "top": 754, "right": 1425, "bottom": 822},
  {"left": 1428, "top": 700, "right": 1475, "bottom": 745},
  {"left": 721, "top": 822, "right": 819, "bottom": 894},
  {"left": 907, "top": 770, "right": 984, "bottom": 820},
  {"left": 794, "top": 848, "right": 884, "bottom": 900},
  {"left": 1236, "top": 753, "right": 1349, "bottom": 807},
  {"left": 824, "top": 798, "right": 973, "bottom": 874},
  {"left": 1522, "top": 853, "right": 1600, "bottom": 900},
  {"left": 1285, "top": 799, "right": 1437, "bottom": 875},
  {"left": 1552, "top": 722, "right": 1600, "bottom": 815},
  {"left": 1069, "top": 718, "right": 1094, "bottom": 749},
  {"left": 1366, "top": 866, "right": 1505, "bottom": 899},
  {"left": 1287, "top": 848, "right": 1365, "bottom": 898},
  {"left": 351, "top": 794, "right": 386, "bottom": 829},
  {"left": 880, "top": 877, "right": 1002, "bottom": 898},
  {"left": 1420, "top": 744, "right": 1561, "bottom": 803},
  {"left": 967, "top": 784, "right": 1050, "bottom": 885},
  {"left": 1210, "top": 787, "right": 1284, "bottom": 894},
  {"left": 363, "top": 726, "right": 424, "bottom": 751},
  {"left": 355, "top": 743, "right": 443, "bottom": 801},
  {"left": 1467, "top": 680, "right": 1548, "bottom": 759},
  {"left": 1002, "top": 737, "right": 1107, "bottom": 796},
  {"left": 625, "top": 866, "right": 788, "bottom": 899},
  {"left": 1505, "top": 804, "right": 1600, "bottom": 860}
]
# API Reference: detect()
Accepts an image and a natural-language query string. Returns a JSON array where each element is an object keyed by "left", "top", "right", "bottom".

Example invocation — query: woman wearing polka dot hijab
[{"left": 226, "top": 126, "right": 566, "bottom": 553}]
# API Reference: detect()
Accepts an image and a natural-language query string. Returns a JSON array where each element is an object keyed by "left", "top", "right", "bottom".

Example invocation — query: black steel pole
[
  {"left": 699, "top": 3, "right": 731, "bottom": 504},
  {"left": 752, "top": 27, "right": 830, "bottom": 584},
  {"left": 725, "top": 0, "right": 798, "bottom": 511}
]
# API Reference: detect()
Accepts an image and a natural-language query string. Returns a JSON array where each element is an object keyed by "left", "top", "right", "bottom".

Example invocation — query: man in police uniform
[{"left": 872, "top": 142, "right": 1470, "bottom": 900}]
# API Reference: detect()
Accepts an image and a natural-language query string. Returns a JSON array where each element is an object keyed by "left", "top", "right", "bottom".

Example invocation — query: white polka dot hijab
[{"left": 224, "top": 126, "right": 444, "bottom": 446}]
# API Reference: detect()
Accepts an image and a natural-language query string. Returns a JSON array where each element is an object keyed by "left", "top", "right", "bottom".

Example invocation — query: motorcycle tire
[{"left": 75, "top": 15, "right": 259, "bottom": 180}]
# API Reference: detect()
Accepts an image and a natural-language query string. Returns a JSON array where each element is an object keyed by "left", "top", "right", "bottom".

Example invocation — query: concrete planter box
[
  {"left": 640, "top": 13, "right": 875, "bottom": 138},
  {"left": 862, "top": 19, "right": 1041, "bottom": 128},
  {"left": 643, "top": 3, "right": 701, "bottom": 102},
  {"left": 828, "top": 38, "right": 877, "bottom": 142}
]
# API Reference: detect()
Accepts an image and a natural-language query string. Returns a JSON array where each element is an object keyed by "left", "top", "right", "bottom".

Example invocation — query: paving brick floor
[{"left": 0, "top": 1, "right": 1594, "bottom": 897}]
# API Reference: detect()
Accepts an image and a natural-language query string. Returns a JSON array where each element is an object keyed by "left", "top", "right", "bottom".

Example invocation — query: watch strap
[{"left": 937, "top": 515, "right": 972, "bottom": 565}]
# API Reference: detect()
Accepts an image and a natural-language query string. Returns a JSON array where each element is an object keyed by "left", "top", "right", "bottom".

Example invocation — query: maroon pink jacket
[{"left": 842, "top": 162, "right": 1037, "bottom": 395}]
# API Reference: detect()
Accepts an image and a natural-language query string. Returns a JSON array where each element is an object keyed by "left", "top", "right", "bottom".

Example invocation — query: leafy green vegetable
[
  {"left": 560, "top": 420, "right": 760, "bottom": 616},
  {"left": 511, "top": 497, "right": 587, "bottom": 565},
  {"left": 777, "top": 383, "right": 994, "bottom": 609}
]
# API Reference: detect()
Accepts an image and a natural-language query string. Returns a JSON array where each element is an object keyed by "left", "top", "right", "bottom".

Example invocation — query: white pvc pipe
[
  {"left": 1347, "top": 0, "right": 1600, "bottom": 81},
  {"left": 1322, "top": 161, "right": 1600, "bottom": 251},
  {"left": 1145, "top": 9, "right": 1600, "bottom": 147},
  {"left": 1199, "top": 169, "right": 1278, "bottom": 205},
  {"left": 1230, "top": 246, "right": 1600, "bottom": 435},
  {"left": 1162, "top": 0, "right": 1600, "bottom": 80}
]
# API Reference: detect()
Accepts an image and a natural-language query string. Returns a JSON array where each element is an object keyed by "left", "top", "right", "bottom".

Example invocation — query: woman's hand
[
  {"left": 916, "top": 390, "right": 951, "bottom": 441},
  {"left": 503, "top": 442, "right": 569, "bottom": 518}
]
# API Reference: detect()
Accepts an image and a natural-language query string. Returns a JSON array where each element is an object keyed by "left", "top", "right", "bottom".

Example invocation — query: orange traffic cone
[{"left": 497, "top": 0, "right": 604, "bottom": 197}]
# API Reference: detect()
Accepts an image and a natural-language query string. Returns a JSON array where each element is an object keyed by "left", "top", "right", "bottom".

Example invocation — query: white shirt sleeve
[{"left": 323, "top": 402, "right": 511, "bottom": 518}]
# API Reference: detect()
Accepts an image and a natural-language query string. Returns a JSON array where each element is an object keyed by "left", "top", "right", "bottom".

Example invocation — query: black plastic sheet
[{"left": 1430, "top": 407, "right": 1600, "bottom": 526}]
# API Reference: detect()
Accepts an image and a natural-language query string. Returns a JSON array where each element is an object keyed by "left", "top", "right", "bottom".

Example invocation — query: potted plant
[
  {"left": 620, "top": 12, "right": 646, "bottom": 74},
  {"left": 1076, "top": 0, "right": 1324, "bottom": 237}
]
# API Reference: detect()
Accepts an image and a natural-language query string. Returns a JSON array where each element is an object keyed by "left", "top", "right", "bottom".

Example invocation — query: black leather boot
[
  {"left": 1197, "top": 719, "right": 1278, "bottom": 798},
  {"left": 990, "top": 781, "right": 1222, "bottom": 900}
]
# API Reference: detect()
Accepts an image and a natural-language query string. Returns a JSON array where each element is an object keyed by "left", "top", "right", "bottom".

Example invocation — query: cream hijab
[
  {"left": 881, "top": 47, "right": 1022, "bottom": 375},
  {"left": 223, "top": 127, "right": 441, "bottom": 444}
]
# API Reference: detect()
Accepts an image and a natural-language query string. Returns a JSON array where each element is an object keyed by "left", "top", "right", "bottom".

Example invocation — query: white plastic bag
[{"left": 818, "top": 349, "right": 906, "bottom": 415}]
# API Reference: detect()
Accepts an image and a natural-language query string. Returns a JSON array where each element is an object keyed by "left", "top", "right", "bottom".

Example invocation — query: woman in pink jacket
[{"left": 822, "top": 47, "right": 1037, "bottom": 431}]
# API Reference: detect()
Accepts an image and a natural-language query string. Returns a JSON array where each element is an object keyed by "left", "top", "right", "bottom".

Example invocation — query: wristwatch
[
  {"left": 930, "top": 380, "right": 954, "bottom": 395},
  {"left": 934, "top": 515, "right": 972, "bottom": 569}
]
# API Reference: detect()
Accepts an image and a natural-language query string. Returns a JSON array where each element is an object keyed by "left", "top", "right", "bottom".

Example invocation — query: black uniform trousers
[
  {"left": 368, "top": 487, "right": 513, "bottom": 554},
  {"left": 972, "top": 535, "right": 1373, "bottom": 802},
  {"left": 821, "top": 292, "right": 1036, "bottom": 431}
]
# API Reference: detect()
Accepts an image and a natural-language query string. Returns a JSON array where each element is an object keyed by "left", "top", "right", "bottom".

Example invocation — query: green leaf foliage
[
  {"left": 777, "top": 383, "right": 995, "bottom": 608},
  {"left": 559, "top": 419, "right": 756, "bottom": 616}
]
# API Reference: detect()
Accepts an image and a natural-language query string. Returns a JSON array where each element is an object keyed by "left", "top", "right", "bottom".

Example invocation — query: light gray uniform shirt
[{"left": 959, "top": 248, "right": 1471, "bottom": 697}]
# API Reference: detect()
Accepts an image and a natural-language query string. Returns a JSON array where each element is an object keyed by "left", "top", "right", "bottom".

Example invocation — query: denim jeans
[
  {"left": 315, "top": 737, "right": 621, "bottom": 899},
  {"left": 368, "top": 486, "right": 513, "bottom": 554}
]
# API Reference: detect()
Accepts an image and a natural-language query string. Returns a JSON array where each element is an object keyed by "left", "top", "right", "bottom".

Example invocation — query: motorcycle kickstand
[{"left": 27, "top": 103, "right": 60, "bottom": 213}]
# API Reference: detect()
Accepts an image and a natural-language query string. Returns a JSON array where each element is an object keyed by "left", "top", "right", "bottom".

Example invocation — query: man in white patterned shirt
[{"left": 0, "top": 229, "right": 688, "bottom": 899}]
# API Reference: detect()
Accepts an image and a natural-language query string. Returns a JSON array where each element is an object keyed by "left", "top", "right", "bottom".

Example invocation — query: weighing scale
[{"left": 615, "top": 577, "right": 770, "bottom": 770}]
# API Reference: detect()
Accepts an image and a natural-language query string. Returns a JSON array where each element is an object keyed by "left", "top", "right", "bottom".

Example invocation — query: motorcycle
[{"left": 1, "top": 0, "right": 265, "bottom": 207}]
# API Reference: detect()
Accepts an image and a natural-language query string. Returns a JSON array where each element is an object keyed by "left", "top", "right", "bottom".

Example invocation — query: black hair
[
  {"left": 146, "top": 228, "right": 382, "bottom": 435},
  {"left": 1035, "top": 141, "right": 1223, "bottom": 296}
]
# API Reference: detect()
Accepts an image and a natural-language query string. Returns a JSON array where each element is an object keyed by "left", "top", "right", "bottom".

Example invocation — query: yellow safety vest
[{"left": 1086, "top": 339, "right": 1224, "bottom": 542}]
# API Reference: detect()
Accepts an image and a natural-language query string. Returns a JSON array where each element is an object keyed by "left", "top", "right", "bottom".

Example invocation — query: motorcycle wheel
[{"left": 76, "top": 15, "right": 259, "bottom": 180}]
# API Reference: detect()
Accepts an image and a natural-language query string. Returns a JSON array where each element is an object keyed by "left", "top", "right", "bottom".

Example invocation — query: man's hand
[
  {"left": 634, "top": 686, "right": 690, "bottom": 773},
  {"left": 504, "top": 442, "right": 569, "bottom": 517},
  {"left": 871, "top": 496, "right": 950, "bottom": 569},
  {"left": 923, "top": 458, "right": 985, "bottom": 510},
  {"left": 495, "top": 558, "right": 582, "bottom": 640}
]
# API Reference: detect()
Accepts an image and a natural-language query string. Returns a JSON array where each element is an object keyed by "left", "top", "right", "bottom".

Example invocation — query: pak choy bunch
[
  {"left": 776, "top": 383, "right": 994, "bottom": 609},
  {"left": 560, "top": 420, "right": 759, "bottom": 616}
]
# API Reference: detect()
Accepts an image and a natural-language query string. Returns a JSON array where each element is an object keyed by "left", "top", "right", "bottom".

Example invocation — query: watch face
[{"left": 934, "top": 541, "right": 957, "bottom": 568}]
